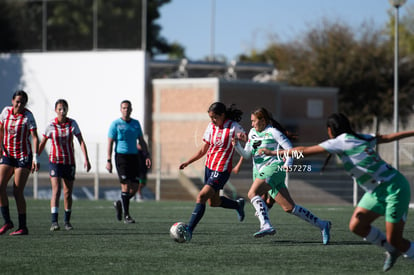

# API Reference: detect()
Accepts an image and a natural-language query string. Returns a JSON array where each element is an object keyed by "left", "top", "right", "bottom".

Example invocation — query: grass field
[{"left": 1, "top": 199, "right": 413, "bottom": 274}]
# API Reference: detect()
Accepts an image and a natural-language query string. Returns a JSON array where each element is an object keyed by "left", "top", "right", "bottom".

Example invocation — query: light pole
[
  {"left": 389, "top": 0, "right": 406, "bottom": 169},
  {"left": 210, "top": 0, "right": 216, "bottom": 61}
]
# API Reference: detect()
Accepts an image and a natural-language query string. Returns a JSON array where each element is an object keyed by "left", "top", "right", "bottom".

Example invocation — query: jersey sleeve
[
  {"left": 270, "top": 128, "right": 292, "bottom": 150},
  {"left": 0, "top": 107, "right": 7, "bottom": 125},
  {"left": 108, "top": 120, "right": 117, "bottom": 139},
  {"left": 243, "top": 129, "right": 255, "bottom": 154},
  {"left": 71, "top": 119, "right": 82, "bottom": 136},
  {"left": 269, "top": 127, "right": 293, "bottom": 166},
  {"left": 43, "top": 120, "right": 54, "bottom": 139},
  {"left": 25, "top": 110, "right": 37, "bottom": 130},
  {"left": 202, "top": 123, "right": 213, "bottom": 144},
  {"left": 319, "top": 138, "right": 343, "bottom": 154}
]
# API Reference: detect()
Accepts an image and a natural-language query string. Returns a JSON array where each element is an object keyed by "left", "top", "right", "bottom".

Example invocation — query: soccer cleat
[
  {"left": 0, "top": 222, "right": 14, "bottom": 235},
  {"left": 114, "top": 200, "right": 122, "bottom": 221},
  {"left": 383, "top": 250, "right": 401, "bottom": 272},
  {"left": 321, "top": 221, "right": 332, "bottom": 245},
  {"left": 236, "top": 198, "right": 245, "bottom": 222},
  {"left": 124, "top": 215, "right": 135, "bottom": 224},
  {"left": 9, "top": 227, "right": 29, "bottom": 236},
  {"left": 50, "top": 222, "right": 60, "bottom": 231},
  {"left": 183, "top": 225, "right": 192, "bottom": 242},
  {"left": 64, "top": 222, "right": 74, "bottom": 231},
  {"left": 253, "top": 227, "right": 276, "bottom": 238}
]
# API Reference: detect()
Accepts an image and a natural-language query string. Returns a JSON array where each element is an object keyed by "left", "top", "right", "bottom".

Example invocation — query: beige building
[{"left": 151, "top": 78, "right": 338, "bottom": 177}]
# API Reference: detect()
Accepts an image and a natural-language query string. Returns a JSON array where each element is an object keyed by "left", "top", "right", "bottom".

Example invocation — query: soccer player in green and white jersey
[
  {"left": 234, "top": 107, "right": 331, "bottom": 242},
  {"left": 260, "top": 113, "right": 414, "bottom": 272}
]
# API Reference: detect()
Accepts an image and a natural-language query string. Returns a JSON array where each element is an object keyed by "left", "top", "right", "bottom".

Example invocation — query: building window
[{"left": 307, "top": 99, "right": 323, "bottom": 118}]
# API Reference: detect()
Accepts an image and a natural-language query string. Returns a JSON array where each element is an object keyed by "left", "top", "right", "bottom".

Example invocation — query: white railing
[{"left": 27, "top": 142, "right": 414, "bottom": 208}]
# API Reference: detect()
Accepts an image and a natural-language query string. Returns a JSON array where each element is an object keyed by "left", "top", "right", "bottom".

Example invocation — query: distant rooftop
[{"left": 149, "top": 59, "right": 278, "bottom": 82}]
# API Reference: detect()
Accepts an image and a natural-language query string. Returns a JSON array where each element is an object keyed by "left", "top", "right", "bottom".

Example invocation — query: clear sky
[{"left": 158, "top": 0, "right": 411, "bottom": 61}]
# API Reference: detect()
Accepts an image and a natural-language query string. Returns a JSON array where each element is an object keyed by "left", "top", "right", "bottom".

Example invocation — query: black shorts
[
  {"left": 115, "top": 153, "right": 140, "bottom": 184},
  {"left": 204, "top": 167, "right": 230, "bottom": 191},
  {"left": 0, "top": 155, "right": 32, "bottom": 169},
  {"left": 49, "top": 163, "right": 76, "bottom": 181}
]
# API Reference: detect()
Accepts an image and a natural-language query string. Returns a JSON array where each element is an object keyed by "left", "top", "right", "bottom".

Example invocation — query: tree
[
  {"left": 240, "top": 19, "right": 414, "bottom": 130},
  {"left": 0, "top": 4, "right": 19, "bottom": 51},
  {"left": 0, "top": 0, "right": 184, "bottom": 58}
]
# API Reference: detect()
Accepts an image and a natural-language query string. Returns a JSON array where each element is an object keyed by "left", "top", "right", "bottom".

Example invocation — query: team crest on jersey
[
  {"left": 215, "top": 130, "right": 223, "bottom": 146},
  {"left": 215, "top": 139, "right": 223, "bottom": 146}
]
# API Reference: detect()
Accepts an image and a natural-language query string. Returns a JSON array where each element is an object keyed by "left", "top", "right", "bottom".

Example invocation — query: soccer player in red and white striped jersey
[
  {"left": 0, "top": 90, "right": 40, "bottom": 236},
  {"left": 179, "top": 102, "right": 246, "bottom": 241},
  {"left": 39, "top": 99, "right": 91, "bottom": 231}
]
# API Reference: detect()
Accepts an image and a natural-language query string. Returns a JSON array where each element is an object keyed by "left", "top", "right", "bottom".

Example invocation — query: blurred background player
[
  {"left": 0, "top": 90, "right": 40, "bottom": 236},
  {"left": 39, "top": 99, "right": 91, "bottom": 231},
  {"left": 234, "top": 107, "right": 331, "bottom": 242},
  {"left": 106, "top": 100, "right": 151, "bottom": 224},
  {"left": 179, "top": 102, "right": 246, "bottom": 241},
  {"left": 136, "top": 144, "right": 148, "bottom": 202},
  {"left": 260, "top": 113, "right": 414, "bottom": 271}
]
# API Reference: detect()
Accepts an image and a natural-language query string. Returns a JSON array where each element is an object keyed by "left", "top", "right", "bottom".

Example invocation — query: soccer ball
[{"left": 169, "top": 222, "right": 189, "bottom": 243}]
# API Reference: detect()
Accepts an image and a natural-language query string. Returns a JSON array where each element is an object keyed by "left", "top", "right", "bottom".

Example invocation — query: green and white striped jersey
[
  {"left": 242, "top": 125, "right": 293, "bottom": 172},
  {"left": 319, "top": 133, "right": 397, "bottom": 193}
]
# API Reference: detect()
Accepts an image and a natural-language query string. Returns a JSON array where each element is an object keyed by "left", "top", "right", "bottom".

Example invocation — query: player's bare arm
[
  {"left": 259, "top": 145, "right": 326, "bottom": 158},
  {"left": 179, "top": 142, "right": 209, "bottom": 170},
  {"left": 31, "top": 129, "right": 40, "bottom": 172},
  {"left": 376, "top": 130, "right": 414, "bottom": 144},
  {"left": 106, "top": 138, "right": 114, "bottom": 173}
]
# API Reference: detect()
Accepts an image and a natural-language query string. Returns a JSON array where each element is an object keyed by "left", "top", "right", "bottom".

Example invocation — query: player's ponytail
[
  {"left": 322, "top": 113, "right": 375, "bottom": 172},
  {"left": 208, "top": 102, "right": 243, "bottom": 122},
  {"left": 327, "top": 113, "right": 373, "bottom": 142}
]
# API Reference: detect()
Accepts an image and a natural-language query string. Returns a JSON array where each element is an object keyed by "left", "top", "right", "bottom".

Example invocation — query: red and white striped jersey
[
  {"left": 202, "top": 119, "right": 245, "bottom": 172},
  {"left": 43, "top": 117, "right": 81, "bottom": 165},
  {"left": 0, "top": 106, "right": 37, "bottom": 159}
]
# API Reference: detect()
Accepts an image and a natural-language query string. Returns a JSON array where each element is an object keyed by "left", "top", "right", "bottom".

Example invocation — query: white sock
[
  {"left": 51, "top": 207, "right": 59, "bottom": 214},
  {"left": 364, "top": 226, "right": 397, "bottom": 253},
  {"left": 291, "top": 204, "right": 325, "bottom": 229},
  {"left": 404, "top": 242, "right": 414, "bottom": 259},
  {"left": 251, "top": 195, "right": 272, "bottom": 228}
]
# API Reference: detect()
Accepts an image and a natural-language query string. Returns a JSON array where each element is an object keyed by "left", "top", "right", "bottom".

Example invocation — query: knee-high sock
[
  {"left": 188, "top": 203, "right": 205, "bottom": 232},
  {"left": 364, "top": 226, "right": 397, "bottom": 253},
  {"left": 219, "top": 196, "right": 238, "bottom": 209},
  {"left": 18, "top": 213, "right": 27, "bottom": 229},
  {"left": 121, "top": 192, "right": 131, "bottom": 217},
  {"left": 291, "top": 204, "right": 325, "bottom": 229},
  {"left": 51, "top": 207, "right": 59, "bottom": 223},
  {"left": 64, "top": 209, "right": 72, "bottom": 223},
  {"left": 1, "top": 206, "right": 11, "bottom": 224},
  {"left": 251, "top": 195, "right": 272, "bottom": 228}
]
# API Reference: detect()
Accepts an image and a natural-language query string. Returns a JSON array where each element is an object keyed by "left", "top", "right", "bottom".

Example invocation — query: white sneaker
[
  {"left": 136, "top": 194, "right": 144, "bottom": 202},
  {"left": 253, "top": 227, "right": 276, "bottom": 238}
]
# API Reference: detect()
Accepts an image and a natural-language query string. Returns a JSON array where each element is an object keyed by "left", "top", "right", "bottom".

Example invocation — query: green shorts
[
  {"left": 253, "top": 162, "right": 287, "bottom": 198},
  {"left": 358, "top": 172, "right": 411, "bottom": 223}
]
